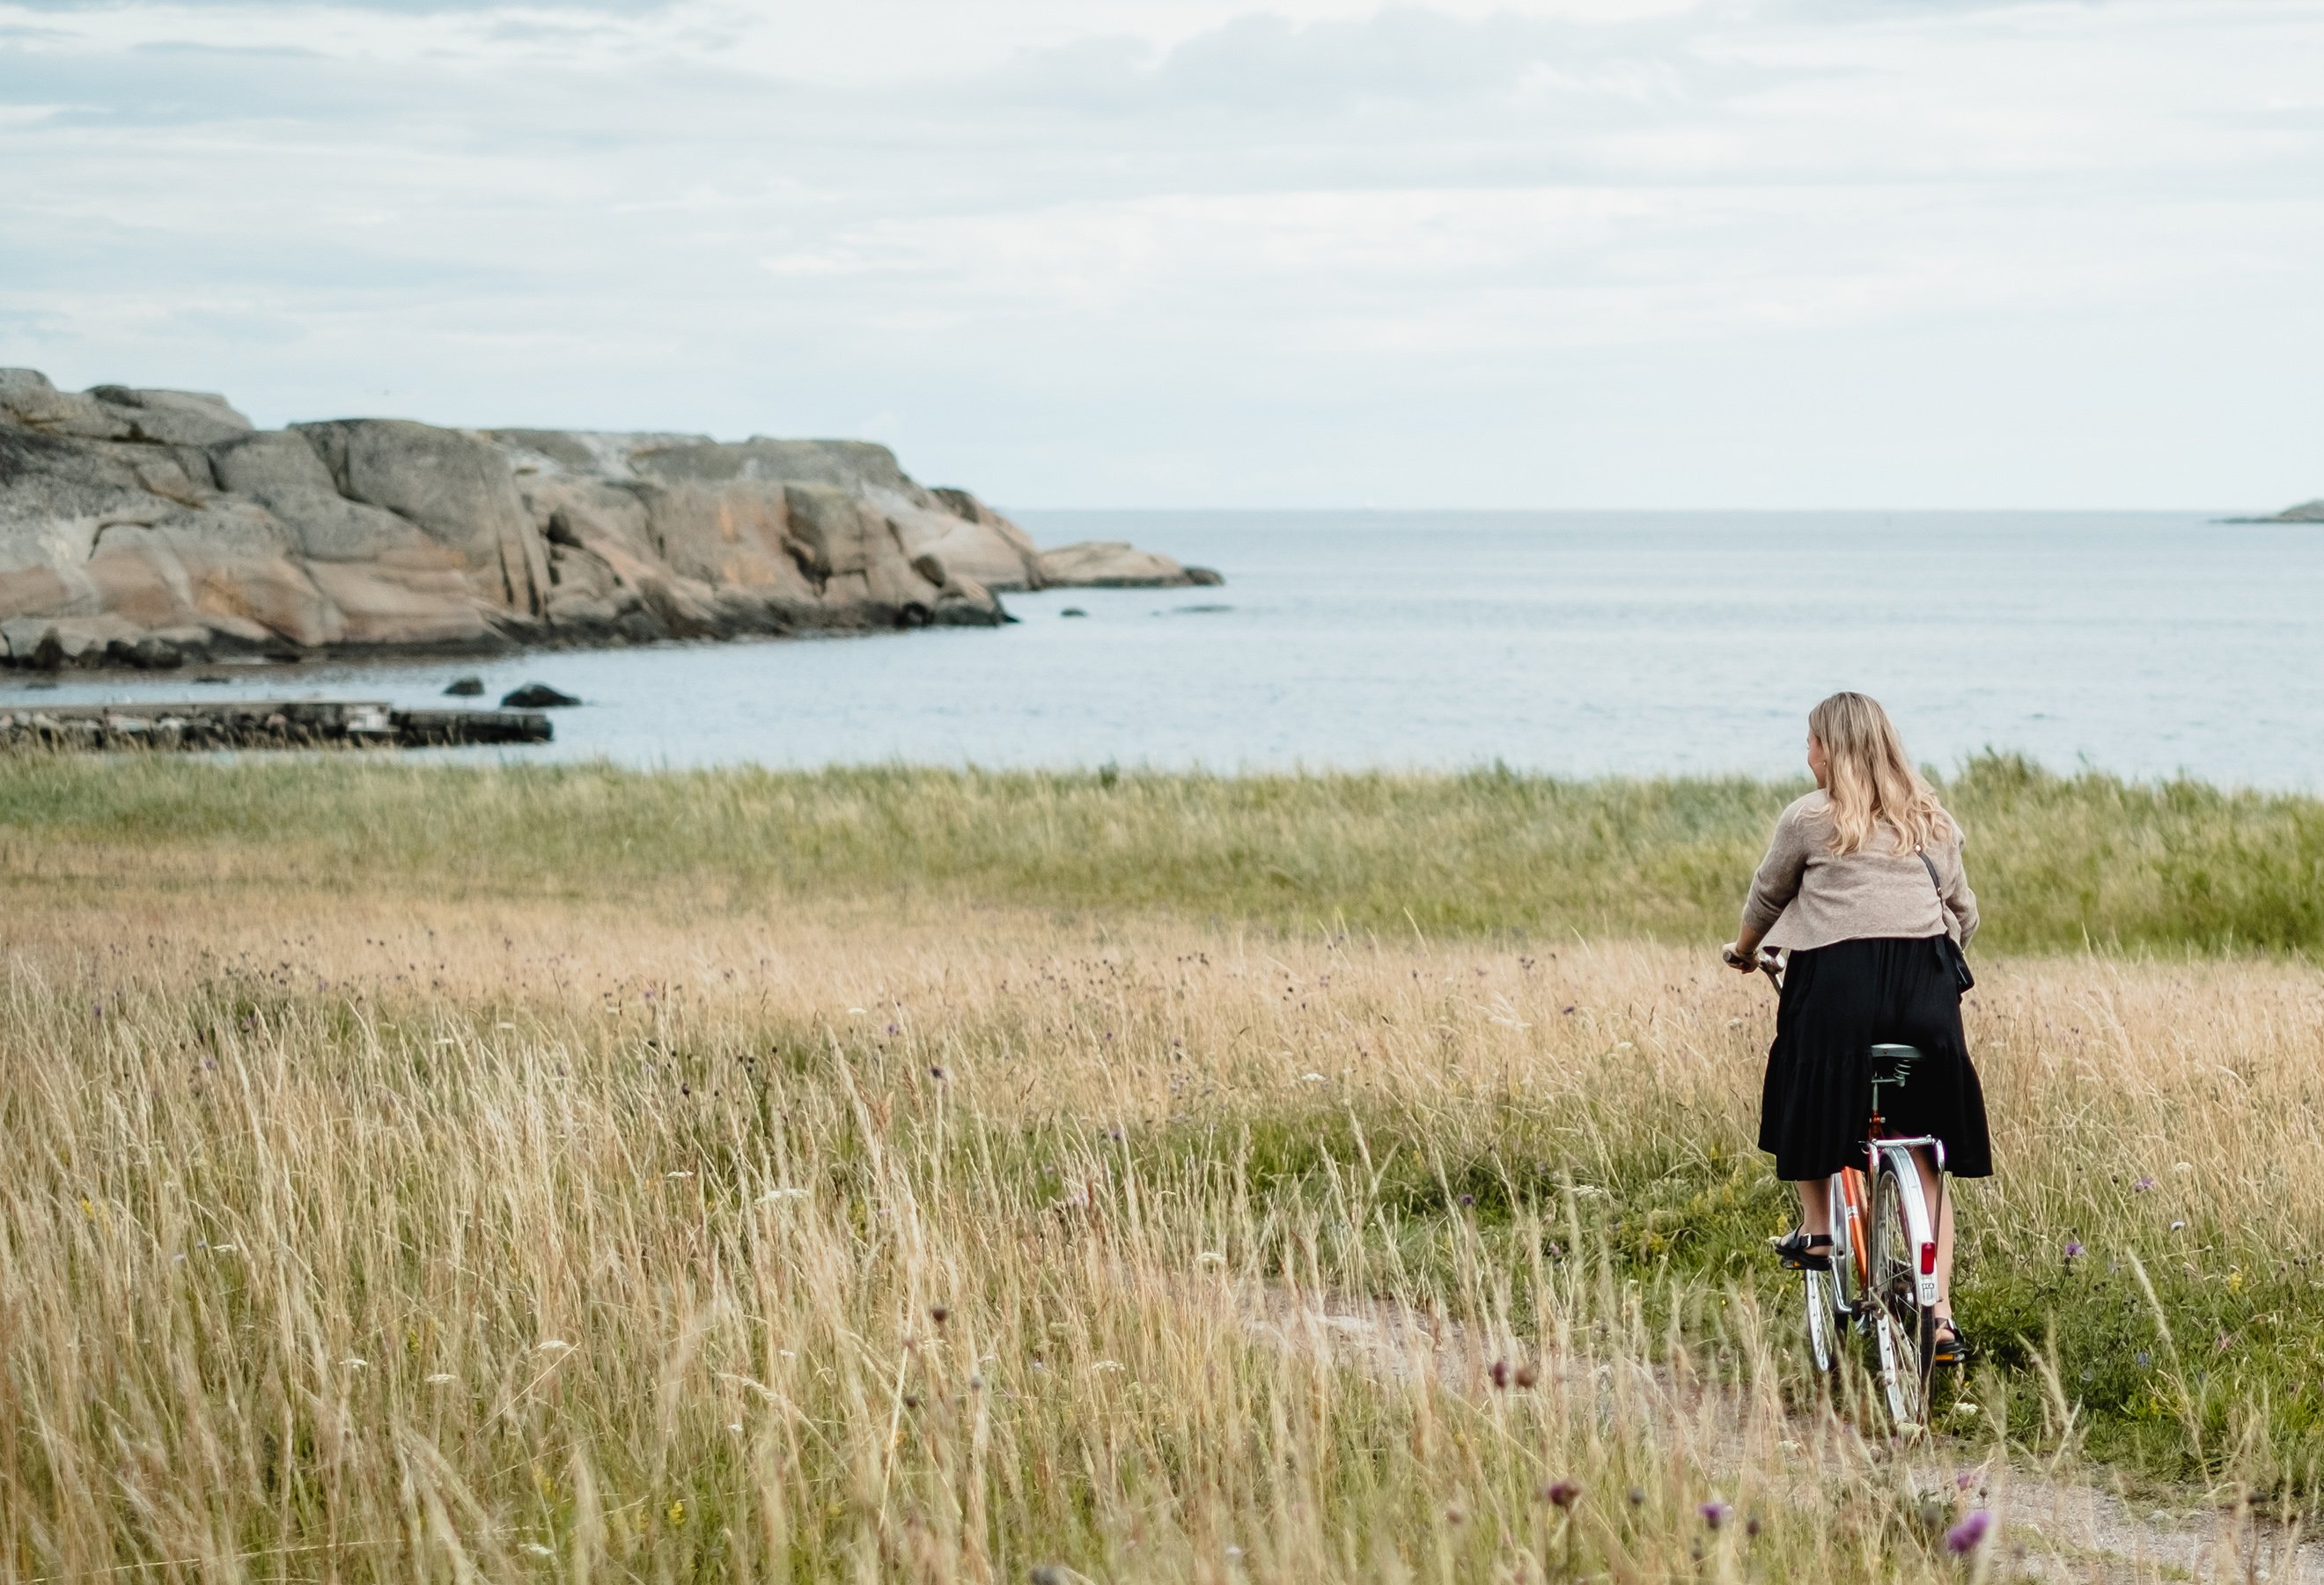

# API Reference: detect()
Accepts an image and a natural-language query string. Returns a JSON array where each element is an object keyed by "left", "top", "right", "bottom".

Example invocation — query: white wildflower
[
  {"left": 537, "top": 1339, "right": 570, "bottom": 1353},
  {"left": 1195, "top": 1251, "right": 1227, "bottom": 1265},
  {"left": 424, "top": 1373, "right": 456, "bottom": 1385}
]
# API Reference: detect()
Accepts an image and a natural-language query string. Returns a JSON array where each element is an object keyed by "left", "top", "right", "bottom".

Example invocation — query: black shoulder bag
[{"left": 1917, "top": 850, "right": 1976, "bottom": 994}]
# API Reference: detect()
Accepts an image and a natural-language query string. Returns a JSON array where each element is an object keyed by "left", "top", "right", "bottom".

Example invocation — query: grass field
[{"left": 4, "top": 753, "right": 2321, "bottom": 1581}]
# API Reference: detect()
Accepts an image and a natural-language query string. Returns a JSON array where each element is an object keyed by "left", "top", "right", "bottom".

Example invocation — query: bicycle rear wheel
[
  {"left": 1802, "top": 1265, "right": 1839, "bottom": 1375},
  {"left": 1868, "top": 1153, "right": 1937, "bottom": 1430}
]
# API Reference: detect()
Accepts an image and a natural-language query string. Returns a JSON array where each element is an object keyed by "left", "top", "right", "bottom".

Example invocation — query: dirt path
[{"left": 1232, "top": 1283, "right": 2324, "bottom": 1583}]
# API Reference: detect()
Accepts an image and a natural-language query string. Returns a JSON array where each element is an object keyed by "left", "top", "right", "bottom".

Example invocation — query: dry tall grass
[{"left": 4, "top": 879, "right": 2321, "bottom": 1581}]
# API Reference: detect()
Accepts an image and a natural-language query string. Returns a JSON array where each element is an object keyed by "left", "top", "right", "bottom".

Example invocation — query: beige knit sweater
[{"left": 1739, "top": 791, "right": 1979, "bottom": 953}]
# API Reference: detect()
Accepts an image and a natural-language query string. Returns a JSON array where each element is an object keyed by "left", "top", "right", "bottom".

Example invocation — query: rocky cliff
[{"left": 0, "top": 371, "right": 1217, "bottom": 670}]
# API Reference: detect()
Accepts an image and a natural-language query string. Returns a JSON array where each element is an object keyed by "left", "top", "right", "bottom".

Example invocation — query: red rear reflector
[{"left": 1920, "top": 1242, "right": 1938, "bottom": 1276}]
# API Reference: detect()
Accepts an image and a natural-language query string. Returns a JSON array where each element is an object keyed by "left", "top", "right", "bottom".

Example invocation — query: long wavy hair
[{"left": 1808, "top": 691, "right": 1951, "bottom": 856}]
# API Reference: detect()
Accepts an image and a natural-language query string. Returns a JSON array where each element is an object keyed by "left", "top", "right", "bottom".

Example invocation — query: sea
[{"left": 7, "top": 510, "right": 2320, "bottom": 789}]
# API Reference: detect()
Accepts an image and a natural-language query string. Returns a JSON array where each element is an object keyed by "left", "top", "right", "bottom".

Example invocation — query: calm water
[{"left": 8, "top": 511, "right": 2320, "bottom": 787}]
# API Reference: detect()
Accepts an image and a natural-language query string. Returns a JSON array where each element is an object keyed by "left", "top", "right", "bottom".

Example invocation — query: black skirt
[{"left": 1757, "top": 935, "right": 1992, "bottom": 1181}]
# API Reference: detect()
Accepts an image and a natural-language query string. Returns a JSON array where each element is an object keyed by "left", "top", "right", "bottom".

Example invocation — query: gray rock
[
  {"left": 633, "top": 437, "right": 916, "bottom": 494},
  {"left": 0, "top": 368, "right": 1212, "bottom": 663},
  {"left": 293, "top": 418, "right": 550, "bottom": 614},
  {"left": 87, "top": 385, "right": 253, "bottom": 446},
  {"left": 210, "top": 430, "right": 441, "bottom": 562},
  {"left": 501, "top": 682, "right": 579, "bottom": 708},
  {"left": 2276, "top": 500, "right": 2324, "bottom": 523},
  {"left": 1037, "top": 541, "right": 1202, "bottom": 588},
  {"left": 444, "top": 675, "right": 485, "bottom": 697},
  {"left": 0, "top": 370, "right": 133, "bottom": 441}
]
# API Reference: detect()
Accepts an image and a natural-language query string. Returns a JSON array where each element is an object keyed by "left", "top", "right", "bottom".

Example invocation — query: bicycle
[{"left": 1726, "top": 944, "right": 1948, "bottom": 1432}]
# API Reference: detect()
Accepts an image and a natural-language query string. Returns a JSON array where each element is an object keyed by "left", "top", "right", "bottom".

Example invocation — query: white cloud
[{"left": 0, "top": 0, "right": 2318, "bottom": 506}]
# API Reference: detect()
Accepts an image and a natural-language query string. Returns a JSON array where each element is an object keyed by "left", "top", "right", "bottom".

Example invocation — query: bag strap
[{"left": 1917, "top": 848, "right": 1954, "bottom": 934}]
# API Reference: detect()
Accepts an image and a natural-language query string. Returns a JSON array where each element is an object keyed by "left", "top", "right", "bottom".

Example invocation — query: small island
[
  {"left": 2220, "top": 498, "right": 2324, "bottom": 524},
  {"left": 0, "top": 370, "right": 1218, "bottom": 671}
]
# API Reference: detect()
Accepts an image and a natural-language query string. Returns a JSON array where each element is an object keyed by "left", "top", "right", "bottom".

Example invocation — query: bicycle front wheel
[{"left": 1868, "top": 1154, "right": 1937, "bottom": 1431}]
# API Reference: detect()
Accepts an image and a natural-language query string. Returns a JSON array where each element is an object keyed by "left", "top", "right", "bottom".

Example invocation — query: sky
[{"left": 1, "top": 0, "right": 2319, "bottom": 510}]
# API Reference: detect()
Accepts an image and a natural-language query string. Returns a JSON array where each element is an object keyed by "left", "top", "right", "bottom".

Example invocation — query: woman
[{"left": 1724, "top": 691, "right": 1989, "bottom": 1364}]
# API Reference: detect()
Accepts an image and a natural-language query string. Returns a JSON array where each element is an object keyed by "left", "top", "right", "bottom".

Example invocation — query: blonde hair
[{"left": 1807, "top": 691, "right": 1951, "bottom": 856}]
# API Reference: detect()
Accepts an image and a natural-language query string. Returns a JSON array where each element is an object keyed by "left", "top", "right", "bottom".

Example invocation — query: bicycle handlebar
[{"left": 1722, "top": 942, "right": 1783, "bottom": 990}]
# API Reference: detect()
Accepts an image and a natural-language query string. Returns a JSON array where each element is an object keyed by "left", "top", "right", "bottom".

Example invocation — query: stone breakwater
[{"left": 0, "top": 371, "right": 1219, "bottom": 670}]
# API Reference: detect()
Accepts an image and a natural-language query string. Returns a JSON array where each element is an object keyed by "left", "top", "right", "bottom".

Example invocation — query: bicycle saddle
[
  {"left": 1868, "top": 1043, "right": 1920, "bottom": 1104},
  {"left": 1867, "top": 1043, "right": 1921, "bottom": 1078}
]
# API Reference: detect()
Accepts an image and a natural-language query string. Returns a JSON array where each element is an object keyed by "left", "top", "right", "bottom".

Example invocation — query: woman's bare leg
[{"left": 1794, "top": 1179, "right": 1831, "bottom": 1238}]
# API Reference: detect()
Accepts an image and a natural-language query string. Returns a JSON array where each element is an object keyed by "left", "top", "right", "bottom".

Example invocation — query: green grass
[{"left": 7, "top": 749, "right": 2324, "bottom": 952}]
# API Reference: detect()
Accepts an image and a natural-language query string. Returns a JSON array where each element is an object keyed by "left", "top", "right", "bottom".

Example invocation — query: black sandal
[
  {"left": 1931, "top": 1320, "right": 1968, "bottom": 1366},
  {"left": 1771, "top": 1230, "right": 1835, "bottom": 1272}
]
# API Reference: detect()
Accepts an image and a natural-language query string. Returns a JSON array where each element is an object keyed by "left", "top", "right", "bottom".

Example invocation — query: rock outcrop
[
  {"left": 0, "top": 370, "right": 1218, "bottom": 669},
  {"left": 1036, "top": 541, "right": 1225, "bottom": 588},
  {"left": 2272, "top": 500, "right": 2324, "bottom": 523}
]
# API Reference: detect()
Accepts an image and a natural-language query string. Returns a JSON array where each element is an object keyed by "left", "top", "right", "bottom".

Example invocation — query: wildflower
[
  {"left": 424, "top": 1373, "right": 456, "bottom": 1385},
  {"left": 727, "top": 1422, "right": 744, "bottom": 1434},
  {"left": 1195, "top": 1251, "right": 1227, "bottom": 1265},
  {"left": 847, "top": 1006, "right": 865, "bottom": 1015},
  {"left": 1542, "top": 1478, "right": 1581, "bottom": 1508},
  {"left": 2063, "top": 1240, "right": 2085, "bottom": 1263},
  {"left": 1945, "top": 1510, "right": 1992, "bottom": 1553},
  {"left": 2132, "top": 1176, "right": 2156, "bottom": 1192},
  {"left": 1515, "top": 1361, "right": 1540, "bottom": 1389},
  {"left": 522, "top": 1543, "right": 555, "bottom": 1559},
  {"left": 342, "top": 1358, "right": 368, "bottom": 1369},
  {"left": 886, "top": 1023, "right": 899, "bottom": 1036},
  {"left": 2136, "top": 1351, "right": 2152, "bottom": 1368},
  {"left": 1457, "top": 1193, "right": 1475, "bottom": 1208},
  {"left": 930, "top": 1305, "right": 950, "bottom": 1326},
  {"left": 665, "top": 1170, "right": 693, "bottom": 1180},
  {"left": 930, "top": 1065, "right": 946, "bottom": 1080},
  {"left": 537, "top": 1339, "right": 570, "bottom": 1353},
  {"left": 2171, "top": 1220, "right": 2187, "bottom": 1233},
  {"left": 1627, "top": 1487, "right": 1646, "bottom": 1507},
  {"left": 2173, "top": 1161, "right": 2192, "bottom": 1174},
  {"left": 666, "top": 1500, "right": 685, "bottom": 1525},
  {"left": 1746, "top": 1515, "right": 1762, "bottom": 1538},
  {"left": 1092, "top": 1360, "right": 1125, "bottom": 1373},
  {"left": 1700, "top": 1500, "right": 1730, "bottom": 1530},
  {"left": 1303, "top": 1073, "right": 1327, "bottom": 1083},
  {"left": 1489, "top": 1360, "right": 1511, "bottom": 1389}
]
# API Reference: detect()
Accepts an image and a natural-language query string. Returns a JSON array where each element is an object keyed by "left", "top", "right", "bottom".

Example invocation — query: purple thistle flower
[
  {"left": 1699, "top": 1500, "right": 1730, "bottom": 1530},
  {"left": 1945, "top": 1510, "right": 1992, "bottom": 1553},
  {"left": 2132, "top": 1176, "right": 2156, "bottom": 1192},
  {"left": 2063, "top": 1240, "right": 2085, "bottom": 1263},
  {"left": 1542, "top": 1479, "right": 1581, "bottom": 1509}
]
